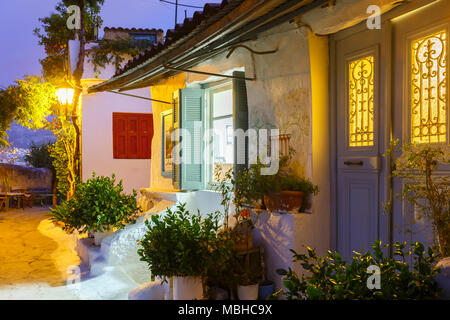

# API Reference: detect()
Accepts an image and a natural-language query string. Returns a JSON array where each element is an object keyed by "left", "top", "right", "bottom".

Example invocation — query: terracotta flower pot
[{"left": 264, "top": 191, "right": 304, "bottom": 213}]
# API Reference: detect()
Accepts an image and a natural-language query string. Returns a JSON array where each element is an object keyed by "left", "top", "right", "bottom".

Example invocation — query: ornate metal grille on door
[
  {"left": 411, "top": 30, "right": 447, "bottom": 144},
  {"left": 348, "top": 56, "right": 375, "bottom": 147}
]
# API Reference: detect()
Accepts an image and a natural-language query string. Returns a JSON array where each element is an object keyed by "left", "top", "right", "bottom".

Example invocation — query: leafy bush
[
  {"left": 49, "top": 172, "right": 140, "bottom": 233},
  {"left": 138, "top": 203, "right": 227, "bottom": 282},
  {"left": 275, "top": 240, "right": 442, "bottom": 300},
  {"left": 25, "top": 142, "right": 54, "bottom": 169}
]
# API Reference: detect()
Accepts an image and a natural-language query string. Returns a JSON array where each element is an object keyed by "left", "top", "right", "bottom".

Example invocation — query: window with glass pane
[
  {"left": 411, "top": 30, "right": 447, "bottom": 144},
  {"left": 348, "top": 55, "right": 375, "bottom": 147},
  {"left": 211, "top": 86, "right": 234, "bottom": 182}
]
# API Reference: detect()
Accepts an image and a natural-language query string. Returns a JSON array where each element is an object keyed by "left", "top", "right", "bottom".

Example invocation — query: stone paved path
[{"left": 0, "top": 207, "right": 81, "bottom": 298}]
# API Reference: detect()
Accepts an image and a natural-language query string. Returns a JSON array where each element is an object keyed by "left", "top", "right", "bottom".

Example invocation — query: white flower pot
[
  {"left": 93, "top": 230, "right": 113, "bottom": 246},
  {"left": 173, "top": 276, "right": 203, "bottom": 300},
  {"left": 237, "top": 284, "right": 259, "bottom": 300}
]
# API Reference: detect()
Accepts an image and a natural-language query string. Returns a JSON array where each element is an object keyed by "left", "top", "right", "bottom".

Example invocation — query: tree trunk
[{"left": 69, "top": 0, "right": 86, "bottom": 195}]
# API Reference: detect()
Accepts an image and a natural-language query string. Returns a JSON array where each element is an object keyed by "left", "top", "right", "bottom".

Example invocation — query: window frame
[
  {"left": 161, "top": 109, "right": 174, "bottom": 177},
  {"left": 204, "top": 81, "right": 234, "bottom": 187}
]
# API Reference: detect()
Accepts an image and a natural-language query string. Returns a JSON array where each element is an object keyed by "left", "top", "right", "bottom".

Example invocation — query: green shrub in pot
[
  {"left": 138, "top": 202, "right": 225, "bottom": 283},
  {"left": 49, "top": 172, "right": 140, "bottom": 233}
]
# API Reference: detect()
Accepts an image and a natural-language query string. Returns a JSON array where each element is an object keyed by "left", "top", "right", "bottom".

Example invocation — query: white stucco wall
[
  {"left": 77, "top": 44, "right": 153, "bottom": 194},
  {"left": 81, "top": 87, "right": 152, "bottom": 194}
]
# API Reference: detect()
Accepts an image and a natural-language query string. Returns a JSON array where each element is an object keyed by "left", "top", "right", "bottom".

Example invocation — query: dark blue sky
[{"left": 0, "top": 0, "right": 213, "bottom": 87}]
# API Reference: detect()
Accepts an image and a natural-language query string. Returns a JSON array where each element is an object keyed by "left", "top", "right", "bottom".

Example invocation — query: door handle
[{"left": 344, "top": 160, "right": 364, "bottom": 167}]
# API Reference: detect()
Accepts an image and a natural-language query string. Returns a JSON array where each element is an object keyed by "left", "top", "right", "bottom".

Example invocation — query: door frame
[{"left": 329, "top": 0, "right": 440, "bottom": 252}]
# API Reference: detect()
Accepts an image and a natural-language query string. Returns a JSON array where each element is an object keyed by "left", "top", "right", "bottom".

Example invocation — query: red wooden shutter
[
  {"left": 139, "top": 114, "right": 154, "bottom": 159},
  {"left": 113, "top": 114, "right": 127, "bottom": 159},
  {"left": 113, "top": 113, "right": 154, "bottom": 159},
  {"left": 127, "top": 115, "right": 139, "bottom": 159}
]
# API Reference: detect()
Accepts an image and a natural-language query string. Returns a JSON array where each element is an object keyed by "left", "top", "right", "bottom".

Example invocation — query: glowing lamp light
[{"left": 56, "top": 87, "right": 75, "bottom": 105}]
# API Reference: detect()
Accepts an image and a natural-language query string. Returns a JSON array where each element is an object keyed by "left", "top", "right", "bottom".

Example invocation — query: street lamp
[{"left": 56, "top": 87, "right": 75, "bottom": 106}]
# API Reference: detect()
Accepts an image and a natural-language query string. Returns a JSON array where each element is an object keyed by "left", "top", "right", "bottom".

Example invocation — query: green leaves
[
  {"left": 0, "top": 76, "right": 57, "bottom": 147},
  {"left": 275, "top": 240, "right": 442, "bottom": 300},
  {"left": 34, "top": 1, "right": 104, "bottom": 82},
  {"left": 390, "top": 143, "right": 450, "bottom": 256},
  {"left": 138, "top": 203, "right": 225, "bottom": 282},
  {"left": 49, "top": 172, "right": 140, "bottom": 233}
]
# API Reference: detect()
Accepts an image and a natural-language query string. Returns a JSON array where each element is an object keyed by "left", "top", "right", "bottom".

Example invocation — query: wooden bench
[{"left": 25, "top": 187, "right": 55, "bottom": 206}]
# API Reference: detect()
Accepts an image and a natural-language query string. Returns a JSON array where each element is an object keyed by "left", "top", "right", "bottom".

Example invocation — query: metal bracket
[
  {"left": 163, "top": 63, "right": 255, "bottom": 81},
  {"left": 225, "top": 44, "right": 278, "bottom": 59},
  {"left": 106, "top": 90, "right": 172, "bottom": 104}
]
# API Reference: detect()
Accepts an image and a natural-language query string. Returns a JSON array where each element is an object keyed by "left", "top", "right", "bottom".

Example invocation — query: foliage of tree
[
  {"left": 0, "top": 93, "right": 17, "bottom": 147},
  {"left": 33, "top": 0, "right": 103, "bottom": 82},
  {"left": 25, "top": 142, "right": 54, "bottom": 169},
  {"left": 0, "top": 76, "right": 57, "bottom": 147}
]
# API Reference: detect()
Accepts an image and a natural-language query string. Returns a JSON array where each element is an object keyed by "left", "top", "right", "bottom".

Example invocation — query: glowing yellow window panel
[
  {"left": 348, "top": 56, "right": 375, "bottom": 147},
  {"left": 411, "top": 30, "right": 447, "bottom": 144}
]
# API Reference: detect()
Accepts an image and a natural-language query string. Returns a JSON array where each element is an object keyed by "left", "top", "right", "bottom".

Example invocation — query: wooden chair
[
  {"left": 10, "top": 189, "right": 25, "bottom": 209},
  {"left": 23, "top": 191, "right": 34, "bottom": 208},
  {"left": 0, "top": 195, "right": 7, "bottom": 211}
]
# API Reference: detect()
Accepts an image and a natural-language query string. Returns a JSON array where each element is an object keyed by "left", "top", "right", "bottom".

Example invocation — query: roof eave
[{"left": 88, "top": 0, "right": 327, "bottom": 94}]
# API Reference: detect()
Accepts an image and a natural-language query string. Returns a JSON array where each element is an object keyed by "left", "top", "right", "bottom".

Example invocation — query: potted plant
[
  {"left": 236, "top": 264, "right": 261, "bottom": 300},
  {"left": 138, "top": 202, "right": 222, "bottom": 300},
  {"left": 264, "top": 175, "right": 319, "bottom": 213},
  {"left": 235, "top": 150, "right": 319, "bottom": 213},
  {"left": 49, "top": 172, "right": 140, "bottom": 246}
]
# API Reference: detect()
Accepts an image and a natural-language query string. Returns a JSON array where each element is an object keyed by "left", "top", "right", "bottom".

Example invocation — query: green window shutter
[
  {"left": 172, "top": 90, "right": 181, "bottom": 189},
  {"left": 180, "top": 88, "right": 205, "bottom": 191},
  {"left": 233, "top": 71, "right": 249, "bottom": 175}
]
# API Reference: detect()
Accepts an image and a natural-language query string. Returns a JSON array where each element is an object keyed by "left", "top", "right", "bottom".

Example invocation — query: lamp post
[{"left": 55, "top": 81, "right": 82, "bottom": 184}]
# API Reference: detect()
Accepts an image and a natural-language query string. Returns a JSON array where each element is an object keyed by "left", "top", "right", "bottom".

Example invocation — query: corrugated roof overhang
[{"left": 88, "top": 0, "right": 328, "bottom": 94}]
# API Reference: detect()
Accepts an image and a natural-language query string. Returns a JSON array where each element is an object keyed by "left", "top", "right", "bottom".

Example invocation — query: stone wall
[{"left": 0, "top": 164, "right": 52, "bottom": 191}]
